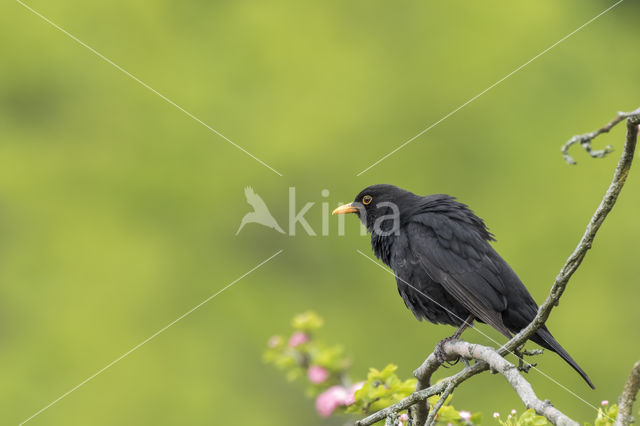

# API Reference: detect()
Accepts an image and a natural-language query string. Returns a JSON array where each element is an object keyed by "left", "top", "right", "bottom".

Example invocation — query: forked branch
[{"left": 561, "top": 109, "right": 640, "bottom": 164}]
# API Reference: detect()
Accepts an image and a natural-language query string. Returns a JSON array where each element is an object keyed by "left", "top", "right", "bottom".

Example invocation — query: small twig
[
  {"left": 412, "top": 352, "right": 441, "bottom": 426},
  {"left": 514, "top": 348, "right": 543, "bottom": 373},
  {"left": 385, "top": 412, "right": 398, "bottom": 426},
  {"left": 521, "top": 349, "right": 545, "bottom": 356},
  {"left": 354, "top": 381, "right": 448, "bottom": 426},
  {"left": 614, "top": 360, "right": 640, "bottom": 426},
  {"left": 407, "top": 406, "right": 416, "bottom": 426},
  {"left": 561, "top": 109, "right": 640, "bottom": 164},
  {"left": 425, "top": 381, "right": 455, "bottom": 426}
]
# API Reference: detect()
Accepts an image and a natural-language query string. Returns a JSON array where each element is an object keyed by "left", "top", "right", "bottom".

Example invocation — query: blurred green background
[{"left": 1, "top": 0, "right": 639, "bottom": 424}]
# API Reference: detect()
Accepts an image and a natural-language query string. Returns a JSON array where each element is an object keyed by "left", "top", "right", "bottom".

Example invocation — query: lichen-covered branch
[
  {"left": 443, "top": 341, "right": 577, "bottom": 426},
  {"left": 425, "top": 381, "right": 455, "bottom": 426},
  {"left": 614, "top": 360, "right": 640, "bottom": 426},
  {"left": 505, "top": 108, "right": 639, "bottom": 356},
  {"left": 357, "top": 108, "right": 640, "bottom": 426},
  {"left": 412, "top": 352, "right": 441, "bottom": 426},
  {"left": 442, "top": 341, "right": 575, "bottom": 426},
  {"left": 354, "top": 381, "right": 448, "bottom": 426},
  {"left": 358, "top": 340, "right": 576, "bottom": 426},
  {"left": 561, "top": 109, "right": 640, "bottom": 164}
]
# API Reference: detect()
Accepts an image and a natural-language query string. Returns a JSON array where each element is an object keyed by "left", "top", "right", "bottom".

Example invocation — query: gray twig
[
  {"left": 360, "top": 340, "right": 577, "bottom": 426},
  {"left": 356, "top": 108, "right": 640, "bottom": 426},
  {"left": 447, "top": 341, "right": 575, "bottom": 425},
  {"left": 614, "top": 360, "right": 640, "bottom": 426},
  {"left": 354, "top": 381, "right": 447, "bottom": 426},
  {"left": 425, "top": 381, "right": 454, "bottom": 426},
  {"left": 385, "top": 412, "right": 398, "bottom": 426},
  {"left": 514, "top": 348, "right": 543, "bottom": 373},
  {"left": 561, "top": 109, "right": 640, "bottom": 164},
  {"left": 507, "top": 108, "right": 639, "bottom": 356}
]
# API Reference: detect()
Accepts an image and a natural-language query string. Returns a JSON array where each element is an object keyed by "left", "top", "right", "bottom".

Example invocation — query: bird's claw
[
  {"left": 434, "top": 336, "right": 460, "bottom": 366},
  {"left": 514, "top": 347, "right": 543, "bottom": 373}
]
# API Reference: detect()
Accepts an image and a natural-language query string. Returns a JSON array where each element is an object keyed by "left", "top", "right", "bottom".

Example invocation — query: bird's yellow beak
[{"left": 332, "top": 203, "right": 359, "bottom": 215}]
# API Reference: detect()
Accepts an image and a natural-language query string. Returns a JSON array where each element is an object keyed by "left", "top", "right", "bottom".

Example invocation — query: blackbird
[{"left": 333, "top": 184, "right": 594, "bottom": 389}]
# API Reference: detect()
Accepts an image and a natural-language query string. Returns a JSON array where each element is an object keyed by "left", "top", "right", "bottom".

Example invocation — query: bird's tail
[{"left": 531, "top": 327, "right": 595, "bottom": 389}]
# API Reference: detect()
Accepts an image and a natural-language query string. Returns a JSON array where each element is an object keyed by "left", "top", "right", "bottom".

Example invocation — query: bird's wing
[
  {"left": 405, "top": 215, "right": 512, "bottom": 338},
  {"left": 244, "top": 187, "right": 270, "bottom": 212},
  {"left": 390, "top": 232, "right": 464, "bottom": 326}
]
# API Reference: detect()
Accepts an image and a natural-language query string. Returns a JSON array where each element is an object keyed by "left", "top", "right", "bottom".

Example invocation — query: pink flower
[
  {"left": 511, "top": 409, "right": 517, "bottom": 415},
  {"left": 267, "top": 335, "right": 282, "bottom": 348},
  {"left": 307, "top": 365, "right": 329, "bottom": 384},
  {"left": 459, "top": 411, "right": 471, "bottom": 421},
  {"left": 398, "top": 413, "right": 409, "bottom": 426},
  {"left": 288, "top": 331, "right": 309, "bottom": 347},
  {"left": 314, "top": 382, "right": 364, "bottom": 417},
  {"left": 493, "top": 412, "right": 500, "bottom": 418},
  {"left": 601, "top": 400, "right": 609, "bottom": 406},
  {"left": 344, "top": 381, "right": 365, "bottom": 405},
  {"left": 315, "top": 386, "right": 350, "bottom": 417}
]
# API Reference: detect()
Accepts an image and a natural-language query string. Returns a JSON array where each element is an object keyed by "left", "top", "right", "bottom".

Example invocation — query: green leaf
[
  {"left": 379, "top": 364, "right": 398, "bottom": 380},
  {"left": 291, "top": 311, "right": 324, "bottom": 332}
]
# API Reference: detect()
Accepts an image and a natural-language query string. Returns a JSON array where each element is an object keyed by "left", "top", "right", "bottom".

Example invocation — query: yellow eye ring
[{"left": 362, "top": 195, "right": 373, "bottom": 205}]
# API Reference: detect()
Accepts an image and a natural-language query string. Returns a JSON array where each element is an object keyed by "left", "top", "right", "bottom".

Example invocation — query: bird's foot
[
  {"left": 434, "top": 336, "right": 460, "bottom": 367},
  {"left": 514, "top": 347, "right": 544, "bottom": 373}
]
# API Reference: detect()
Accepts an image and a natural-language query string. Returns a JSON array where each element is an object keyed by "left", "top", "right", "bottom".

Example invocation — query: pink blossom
[
  {"left": 288, "top": 331, "right": 309, "bottom": 347},
  {"left": 398, "top": 413, "right": 409, "bottom": 426},
  {"left": 307, "top": 365, "right": 329, "bottom": 384},
  {"left": 459, "top": 411, "right": 471, "bottom": 421},
  {"left": 601, "top": 400, "right": 609, "bottom": 406},
  {"left": 344, "top": 381, "right": 365, "bottom": 405},
  {"left": 314, "top": 382, "right": 365, "bottom": 417},
  {"left": 267, "top": 335, "right": 282, "bottom": 348},
  {"left": 315, "top": 386, "right": 350, "bottom": 417},
  {"left": 493, "top": 412, "right": 500, "bottom": 418},
  {"left": 511, "top": 409, "right": 517, "bottom": 415}
]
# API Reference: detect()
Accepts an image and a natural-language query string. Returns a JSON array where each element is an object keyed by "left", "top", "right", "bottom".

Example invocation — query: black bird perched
[{"left": 333, "top": 184, "right": 594, "bottom": 389}]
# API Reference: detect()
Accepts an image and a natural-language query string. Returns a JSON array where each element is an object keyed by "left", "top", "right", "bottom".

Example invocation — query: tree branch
[
  {"left": 358, "top": 340, "right": 577, "bottom": 426},
  {"left": 356, "top": 108, "right": 640, "bottom": 426},
  {"left": 614, "top": 360, "right": 640, "bottom": 426},
  {"left": 443, "top": 341, "right": 576, "bottom": 426},
  {"left": 354, "top": 381, "right": 448, "bottom": 426},
  {"left": 561, "top": 109, "right": 640, "bottom": 165},
  {"left": 425, "top": 381, "right": 454, "bottom": 426},
  {"left": 504, "top": 107, "right": 640, "bottom": 357}
]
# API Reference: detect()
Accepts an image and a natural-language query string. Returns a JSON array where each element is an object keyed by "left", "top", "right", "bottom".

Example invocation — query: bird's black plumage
[{"left": 336, "top": 184, "right": 594, "bottom": 389}]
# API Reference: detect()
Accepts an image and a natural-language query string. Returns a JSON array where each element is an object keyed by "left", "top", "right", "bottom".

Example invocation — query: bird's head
[{"left": 332, "top": 184, "right": 418, "bottom": 235}]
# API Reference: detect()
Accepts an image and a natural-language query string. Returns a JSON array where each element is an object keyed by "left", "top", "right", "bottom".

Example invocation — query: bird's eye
[{"left": 362, "top": 195, "right": 373, "bottom": 205}]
